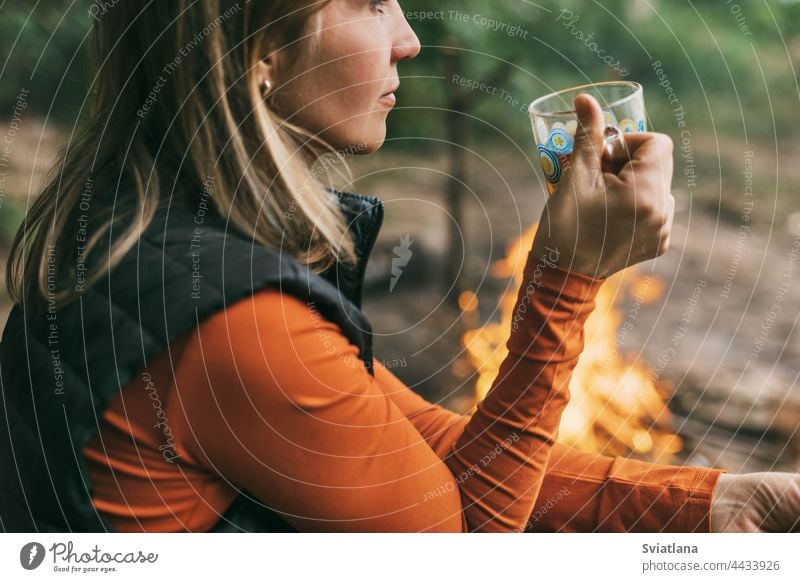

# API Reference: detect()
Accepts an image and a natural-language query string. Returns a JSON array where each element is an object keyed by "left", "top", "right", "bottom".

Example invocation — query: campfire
[{"left": 460, "top": 224, "right": 682, "bottom": 463}]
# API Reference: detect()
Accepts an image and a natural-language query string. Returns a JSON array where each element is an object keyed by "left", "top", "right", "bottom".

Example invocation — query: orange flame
[{"left": 459, "top": 224, "right": 681, "bottom": 463}]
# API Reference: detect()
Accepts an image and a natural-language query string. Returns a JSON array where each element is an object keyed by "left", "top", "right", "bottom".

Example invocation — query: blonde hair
[{"left": 6, "top": 0, "right": 357, "bottom": 309}]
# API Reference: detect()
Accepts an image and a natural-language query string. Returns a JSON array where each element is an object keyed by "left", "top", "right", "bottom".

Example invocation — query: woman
[{"left": 1, "top": 0, "right": 797, "bottom": 533}]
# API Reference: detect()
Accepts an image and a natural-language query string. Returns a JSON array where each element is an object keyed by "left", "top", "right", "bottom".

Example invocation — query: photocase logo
[
  {"left": 20, "top": 542, "right": 46, "bottom": 570},
  {"left": 390, "top": 234, "right": 414, "bottom": 292}
]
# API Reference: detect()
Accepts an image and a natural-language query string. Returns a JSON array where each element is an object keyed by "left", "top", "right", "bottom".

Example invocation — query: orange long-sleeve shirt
[{"left": 83, "top": 249, "right": 725, "bottom": 532}]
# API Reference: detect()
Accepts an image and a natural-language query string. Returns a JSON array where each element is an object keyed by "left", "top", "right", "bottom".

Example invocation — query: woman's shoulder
[
  {"left": 193, "top": 284, "right": 365, "bottom": 384},
  {"left": 189, "top": 287, "right": 355, "bottom": 374}
]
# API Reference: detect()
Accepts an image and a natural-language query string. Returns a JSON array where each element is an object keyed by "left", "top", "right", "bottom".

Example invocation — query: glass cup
[{"left": 528, "top": 81, "right": 646, "bottom": 195}]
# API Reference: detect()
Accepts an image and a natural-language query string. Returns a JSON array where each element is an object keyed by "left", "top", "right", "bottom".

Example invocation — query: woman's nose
[{"left": 392, "top": 19, "right": 421, "bottom": 62}]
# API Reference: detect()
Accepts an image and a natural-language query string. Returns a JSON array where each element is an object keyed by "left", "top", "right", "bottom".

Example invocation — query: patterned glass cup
[{"left": 528, "top": 81, "right": 646, "bottom": 194}]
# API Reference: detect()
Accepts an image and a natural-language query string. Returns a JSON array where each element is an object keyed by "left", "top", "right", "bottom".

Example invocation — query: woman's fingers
[
  {"left": 618, "top": 133, "right": 674, "bottom": 184},
  {"left": 713, "top": 472, "right": 800, "bottom": 532},
  {"left": 769, "top": 474, "right": 800, "bottom": 532},
  {"left": 571, "top": 93, "right": 607, "bottom": 174}
]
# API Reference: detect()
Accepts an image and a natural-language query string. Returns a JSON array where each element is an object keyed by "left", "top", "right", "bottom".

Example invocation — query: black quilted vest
[{"left": 0, "top": 189, "right": 384, "bottom": 532}]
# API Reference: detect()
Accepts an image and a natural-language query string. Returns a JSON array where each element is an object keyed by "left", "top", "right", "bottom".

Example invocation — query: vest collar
[{"left": 322, "top": 189, "right": 384, "bottom": 309}]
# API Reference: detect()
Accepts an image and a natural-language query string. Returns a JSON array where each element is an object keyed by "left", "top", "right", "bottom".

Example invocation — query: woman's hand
[
  {"left": 710, "top": 472, "right": 800, "bottom": 532},
  {"left": 532, "top": 93, "right": 676, "bottom": 279}
]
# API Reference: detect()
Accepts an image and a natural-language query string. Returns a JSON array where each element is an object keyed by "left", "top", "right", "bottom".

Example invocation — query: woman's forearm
[
  {"left": 525, "top": 444, "right": 727, "bottom": 532},
  {"left": 442, "top": 247, "right": 604, "bottom": 532},
  {"left": 374, "top": 362, "right": 726, "bottom": 533}
]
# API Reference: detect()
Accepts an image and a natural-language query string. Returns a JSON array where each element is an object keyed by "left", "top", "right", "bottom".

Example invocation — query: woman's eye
[{"left": 370, "top": 0, "right": 388, "bottom": 14}]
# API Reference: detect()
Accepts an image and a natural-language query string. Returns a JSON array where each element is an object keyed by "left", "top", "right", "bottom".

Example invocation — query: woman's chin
[
  {"left": 360, "top": 138, "right": 384, "bottom": 154},
  {"left": 320, "top": 120, "right": 387, "bottom": 155},
  {"left": 345, "top": 130, "right": 386, "bottom": 155}
]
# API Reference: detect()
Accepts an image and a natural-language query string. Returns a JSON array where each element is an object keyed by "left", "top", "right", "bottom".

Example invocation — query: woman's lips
[{"left": 378, "top": 92, "right": 396, "bottom": 107}]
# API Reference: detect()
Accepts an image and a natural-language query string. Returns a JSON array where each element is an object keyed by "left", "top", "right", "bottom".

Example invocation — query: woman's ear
[
  {"left": 256, "top": 55, "right": 274, "bottom": 86},
  {"left": 257, "top": 50, "right": 280, "bottom": 86}
]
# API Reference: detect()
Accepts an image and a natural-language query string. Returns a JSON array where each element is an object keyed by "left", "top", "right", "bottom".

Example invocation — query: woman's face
[{"left": 268, "top": 0, "right": 421, "bottom": 153}]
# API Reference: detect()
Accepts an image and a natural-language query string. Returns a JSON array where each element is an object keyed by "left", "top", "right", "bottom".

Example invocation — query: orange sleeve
[
  {"left": 373, "top": 344, "right": 727, "bottom": 533},
  {"left": 529, "top": 445, "right": 727, "bottom": 532},
  {"left": 170, "top": 248, "right": 602, "bottom": 532},
  {"left": 443, "top": 249, "right": 604, "bottom": 531},
  {"left": 173, "top": 290, "right": 465, "bottom": 532}
]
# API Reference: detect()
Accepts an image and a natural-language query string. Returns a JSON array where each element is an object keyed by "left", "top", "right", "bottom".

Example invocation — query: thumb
[{"left": 571, "top": 93, "right": 606, "bottom": 170}]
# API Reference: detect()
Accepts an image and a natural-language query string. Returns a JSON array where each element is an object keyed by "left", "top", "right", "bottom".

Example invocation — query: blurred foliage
[
  {"left": 0, "top": 0, "right": 797, "bottom": 146},
  {"left": 0, "top": 0, "right": 91, "bottom": 124},
  {"left": 0, "top": 198, "right": 25, "bottom": 247},
  {"left": 390, "top": 0, "right": 800, "bottom": 147}
]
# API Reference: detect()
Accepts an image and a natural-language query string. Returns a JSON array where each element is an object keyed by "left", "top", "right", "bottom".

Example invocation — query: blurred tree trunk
[
  {"left": 441, "top": 42, "right": 467, "bottom": 308},
  {"left": 440, "top": 42, "right": 512, "bottom": 308}
]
